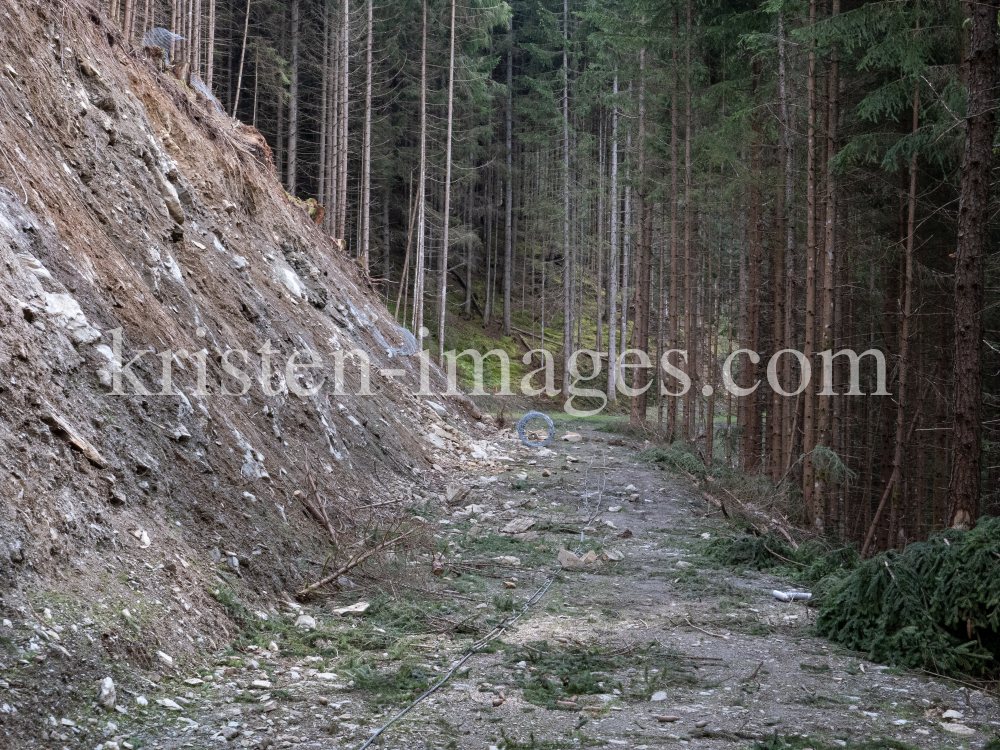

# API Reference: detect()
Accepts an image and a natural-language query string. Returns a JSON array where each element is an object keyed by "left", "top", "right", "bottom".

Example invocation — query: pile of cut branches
[{"left": 816, "top": 518, "right": 1000, "bottom": 677}]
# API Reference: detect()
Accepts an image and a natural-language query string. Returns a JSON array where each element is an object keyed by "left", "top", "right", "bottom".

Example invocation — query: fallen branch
[
  {"left": 297, "top": 528, "right": 418, "bottom": 599},
  {"left": 295, "top": 467, "right": 338, "bottom": 541},
  {"left": 762, "top": 543, "right": 807, "bottom": 567},
  {"left": 772, "top": 524, "right": 800, "bottom": 551},
  {"left": 685, "top": 618, "right": 729, "bottom": 640}
]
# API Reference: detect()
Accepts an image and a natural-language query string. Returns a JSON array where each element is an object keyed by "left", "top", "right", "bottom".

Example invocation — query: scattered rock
[
  {"left": 294, "top": 615, "right": 317, "bottom": 631},
  {"left": 942, "top": 710, "right": 964, "bottom": 720},
  {"left": 493, "top": 556, "right": 521, "bottom": 566},
  {"left": 155, "top": 698, "right": 182, "bottom": 711},
  {"left": 251, "top": 679, "right": 272, "bottom": 689},
  {"left": 651, "top": 691, "right": 668, "bottom": 702},
  {"left": 446, "top": 484, "right": 470, "bottom": 505},
  {"left": 655, "top": 715, "right": 680, "bottom": 723},
  {"left": 581, "top": 551, "right": 599, "bottom": 565},
  {"left": 501, "top": 518, "right": 536, "bottom": 535},
  {"left": 184, "top": 678, "right": 204, "bottom": 686},
  {"left": 558, "top": 549, "right": 584, "bottom": 571},
  {"left": 97, "top": 677, "right": 115, "bottom": 709},
  {"left": 503, "top": 581, "right": 517, "bottom": 589},
  {"left": 676, "top": 560, "right": 693, "bottom": 569},
  {"left": 695, "top": 720, "right": 708, "bottom": 728},
  {"left": 135, "top": 696, "right": 148, "bottom": 707},
  {"left": 332, "top": 602, "right": 370, "bottom": 617},
  {"left": 156, "top": 651, "right": 173, "bottom": 667},
  {"left": 541, "top": 469, "right": 551, "bottom": 477},
  {"left": 562, "top": 432, "right": 583, "bottom": 442},
  {"left": 942, "top": 723, "right": 975, "bottom": 736}
]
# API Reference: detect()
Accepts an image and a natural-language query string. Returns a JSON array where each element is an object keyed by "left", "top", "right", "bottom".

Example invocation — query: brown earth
[{"left": 0, "top": 0, "right": 490, "bottom": 744}]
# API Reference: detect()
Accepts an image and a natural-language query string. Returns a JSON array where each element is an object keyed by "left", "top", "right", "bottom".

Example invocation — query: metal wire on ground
[
  {"left": 355, "top": 574, "right": 558, "bottom": 750},
  {"left": 356, "top": 442, "right": 605, "bottom": 749},
  {"left": 516, "top": 410, "right": 555, "bottom": 447}
]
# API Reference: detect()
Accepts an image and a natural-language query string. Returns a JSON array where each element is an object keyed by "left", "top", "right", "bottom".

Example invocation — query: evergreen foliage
[{"left": 816, "top": 517, "right": 1000, "bottom": 677}]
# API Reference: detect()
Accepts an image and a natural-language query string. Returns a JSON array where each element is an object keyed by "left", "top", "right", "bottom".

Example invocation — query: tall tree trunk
[
  {"left": 318, "top": 6, "right": 330, "bottom": 208},
  {"left": 206, "top": 0, "right": 215, "bottom": 90},
  {"left": 437, "top": 0, "right": 457, "bottom": 364},
  {"left": 667, "top": 13, "right": 679, "bottom": 438},
  {"left": 361, "top": 0, "right": 373, "bottom": 272},
  {"left": 949, "top": 0, "right": 998, "bottom": 528},
  {"left": 802, "top": 0, "right": 819, "bottom": 528},
  {"left": 630, "top": 44, "right": 650, "bottom": 425},
  {"left": 768, "top": 13, "right": 795, "bottom": 482},
  {"left": 286, "top": 0, "right": 299, "bottom": 194},
  {"left": 597, "top": 115, "right": 604, "bottom": 356},
  {"left": 338, "top": 0, "right": 350, "bottom": 240},
  {"left": 743, "top": 60, "right": 764, "bottom": 471},
  {"left": 561, "top": 0, "right": 572, "bottom": 394},
  {"left": 683, "top": 0, "right": 693, "bottom": 439},
  {"left": 503, "top": 16, "right": 513, "bottom": 336},
  {"left": 414, "top": 0, "right": 428, "bottom": 344},
  {"left": 607, "top": 72, "right": 619, "bottom": 401},
  {"left": 231, "top": 0, "right": 251, "bottom": 117},
  {"left": 818, "top": 0, "right": 840, "bottom": 527}
]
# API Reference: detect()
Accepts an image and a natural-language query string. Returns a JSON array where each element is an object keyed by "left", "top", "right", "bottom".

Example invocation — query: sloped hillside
[{"left": 0, "top": 0, "right": 487, "bottom": 701}]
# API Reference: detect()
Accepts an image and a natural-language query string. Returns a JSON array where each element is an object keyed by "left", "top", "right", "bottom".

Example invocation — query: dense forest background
[{"left": 108, "top": 0, "right": 1000, "bottom": 554}]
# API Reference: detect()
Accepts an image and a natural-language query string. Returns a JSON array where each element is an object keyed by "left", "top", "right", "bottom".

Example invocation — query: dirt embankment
[{"left": 0, "top": 0, "right": 478, "bottom": 705}]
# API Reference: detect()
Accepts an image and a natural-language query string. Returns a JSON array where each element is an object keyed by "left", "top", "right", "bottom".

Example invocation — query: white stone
[
  {"left": 97, "top": 677, "right": 115, "bottom": 709},
  {"left": 295, "top": 614, "right": 317, "bottom": 631}
]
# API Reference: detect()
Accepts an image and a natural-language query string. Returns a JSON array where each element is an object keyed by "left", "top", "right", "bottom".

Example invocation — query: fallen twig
[
  {"left": 297, "top": 528, "right": 418, "bottom": 598},
  {"left": 684, "top": 618, "right": 729, "bottom": 640}
]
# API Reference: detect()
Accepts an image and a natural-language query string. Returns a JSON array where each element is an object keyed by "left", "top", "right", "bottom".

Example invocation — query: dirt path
[{"left": 12, "top": 423, "right": 997, "bottom": 750}]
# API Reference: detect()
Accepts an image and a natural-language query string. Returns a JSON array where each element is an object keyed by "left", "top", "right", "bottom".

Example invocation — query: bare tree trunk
[
  {"left": 821, "top": 0, "right": 839, "bottom": 528},
  {"left": 683, "top": 0, "right": 693, "bottom": 439},
  {"left": 437, "top": 0, "right": 457, "bottom": 364},
  {"left": 774, "top": 10, "right": 792, "bottom": 480},
  {"left": 231, "top": 0, "right": 251, "bottom": 117},
  {"left": 170, "top": 0, "right": 178, "bottom": 68},
  {"left": 503, "top": 15, "right": 513, "bottom": 336},
  {"left": 361, "top": 0, "right": 373, "bottom": 272},
  {"left": 607, "top": 71, "right": 619, "bottom": 401},
  {"left": 338, "top": 0, "right": 350, "bottom": 240},
  {"left": 742, "top": 59, "right": 764, "bottom": 471},
  {"left": 949, "top": 0, "right": 998, "bottom": 528},
  {"left": 561, "top": 0, "right": 572, "bottom": 394},
  {"left": 597, "top": 115, "right": 605, "bottom": 356},
  {"left": 630, "top": 44, "right": 650, "bottom": 426},
  {"left": 803, "top": 0, "right": 819, "bottom": 528},
  {"left": 667, "top": 13, "right": 679, "bottom": 438},
  {"left": 193, "top": 0, "right": 201, "bottom": 77},
  {"left": 326, "top": 19, "right": 339, "bottom": 233},
  {"left": 206, "top": 0, "right": 215, "bottom": 90},
  {"left": 318, "top": 6, "right": 330, "bottom": 212},
  {"left": 414, "top": 0, "right": 428, "bottom": 344},
  {"left": 286, "top": 0, "right": 299, "bottom": 194}
]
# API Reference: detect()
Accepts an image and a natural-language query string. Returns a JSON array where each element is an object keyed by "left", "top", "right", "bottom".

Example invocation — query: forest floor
[{"left": 8, "top": 419, "right": 998, "bottom": 750}]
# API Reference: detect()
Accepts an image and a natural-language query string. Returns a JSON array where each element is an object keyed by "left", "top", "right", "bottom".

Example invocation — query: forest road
[{"left": 136, "top": 423, "right": 997, "bottom": 750}]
